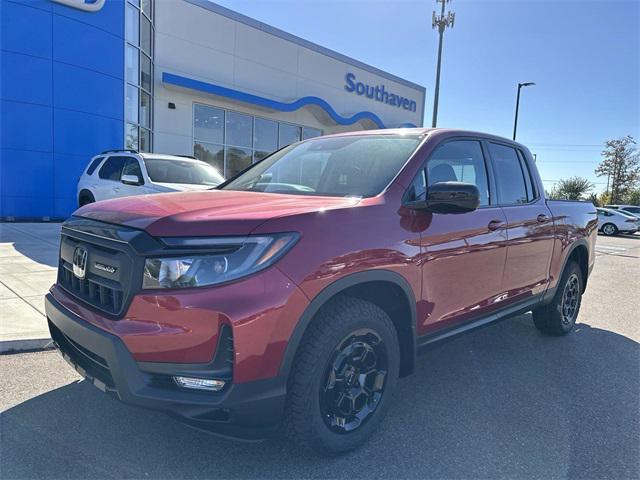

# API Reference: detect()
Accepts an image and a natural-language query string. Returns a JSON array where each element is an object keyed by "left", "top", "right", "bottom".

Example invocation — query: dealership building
[{"left": 1, "top": 0, "right": 426, "bottom": 219}]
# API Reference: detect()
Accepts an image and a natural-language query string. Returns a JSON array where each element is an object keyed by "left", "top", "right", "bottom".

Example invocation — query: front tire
[
  {"left": 284, "top": 296, "right": 400, "bottom": 455},
  {"left": 533, "top": 260, "right": 583, "bottom": 336},
  {"left": 601, "top": 223, "right": 618, "bottom": 236}
]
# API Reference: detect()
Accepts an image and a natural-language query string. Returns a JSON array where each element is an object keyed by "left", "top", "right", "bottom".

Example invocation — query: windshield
[
  {"left": 144, "top": 158, "right": 224, "bottom": 186},
  {"left": 220, "top": 134, "right": 422, "bottom": 197}
]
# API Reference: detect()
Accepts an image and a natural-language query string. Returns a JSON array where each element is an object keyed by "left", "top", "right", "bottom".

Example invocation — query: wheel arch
[
  {"left": 555, "top": 239, "right": 590, "bottom": 294},
  {"left": 279, "top": 270, "right": 417, "bottom": 380},
  {"left": 78, "top": 189, "right": 95, "bottom": 206}
]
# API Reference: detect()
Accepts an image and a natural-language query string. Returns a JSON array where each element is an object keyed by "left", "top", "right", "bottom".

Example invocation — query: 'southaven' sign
[{"left": 344, "top": 73, "right": 417, "bottom": 113}]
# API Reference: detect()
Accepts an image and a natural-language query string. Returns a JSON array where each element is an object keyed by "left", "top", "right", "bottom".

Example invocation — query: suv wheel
[
  {"left": 601, "top": 223, "right": 618, "bottom": 236},
  {"left": 284, "top": 296, "right": 400, "bottom": 455},
  {"left": 532, "top": 260, "right": 583, "bottom": 336}
]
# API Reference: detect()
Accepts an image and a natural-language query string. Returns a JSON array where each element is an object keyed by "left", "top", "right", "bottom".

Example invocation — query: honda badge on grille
[{"left": 73, "top": 246, "right": 88, "bottom": 279}]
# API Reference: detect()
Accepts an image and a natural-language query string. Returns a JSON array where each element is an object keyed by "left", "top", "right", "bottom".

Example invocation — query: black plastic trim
[
  {"left": 45, "top": 293, "right": 286, "bottom": 440},
  {"left": 417, "top": 293, "right": 544, "bottom": 348},
  {"left": 278, "top": 269, "right": 417, "bottom": 379}
]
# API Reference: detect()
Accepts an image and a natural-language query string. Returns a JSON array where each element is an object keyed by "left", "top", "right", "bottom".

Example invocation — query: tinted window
[
  {"left": 624, "top": 207, "right": 640, "bottom": 214},
  {"left": 122, "top": 158, "right": 143, "bottom": 181},
  {"left": 222, "top": 135, "right": 422, "bottom": 197},
  {"left": 517, "top": 150, "right": 537, "bottom": 200},
  {"left": 426, "top": 140, "right": 490, "bottom": 206},
  {"left": 489, "top": 143, "right": 528, "bottom": 204},
  {"left": 144, "top": 159, "right": 224, "bottom": 186},
  {"left": 86, "top": 157, "right": 104, "bottom": 176},
  {"left": 225, "top": 111, "right": 252, "bottom": 148},
  {"left": 194, "top": 104, "right": 224, "bottom": 144},
  {"left": 99, "top": 156, "right": 128, "bottom": 181},
  {"left": 405, "top": 169, "right": 426, "bottom": 202},
  {"left": 278, "top": 123, "right": 301, "bottom": 148}
]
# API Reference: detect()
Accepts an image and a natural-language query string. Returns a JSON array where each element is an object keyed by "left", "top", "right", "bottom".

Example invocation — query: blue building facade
[
  {"left": 1, "top": 0, "right": 425, "bottom": 220},
  {"left": 1, "top": 0, "right": 125, "bottom": 219}
]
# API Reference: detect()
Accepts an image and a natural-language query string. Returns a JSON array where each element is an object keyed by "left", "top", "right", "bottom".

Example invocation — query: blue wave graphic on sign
[{"left": 162, "top": 72, "right": 417, "bottom": 129}]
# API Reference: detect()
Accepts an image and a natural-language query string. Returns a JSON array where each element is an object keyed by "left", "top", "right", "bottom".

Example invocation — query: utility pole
[
  {"left": 512, "top": 82, "right": 535, "bottom": 140},
  {"left": 431, "top": 0, "right": 455, "bottom": 128}
]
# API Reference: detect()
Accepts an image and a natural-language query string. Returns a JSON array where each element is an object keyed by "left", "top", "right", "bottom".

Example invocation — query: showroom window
[
  {"left": 125, "top": 0, "right": 154, "bottom": 152},
  {"left": 193, "top": 103, "right": 323, "bottom": 178}
]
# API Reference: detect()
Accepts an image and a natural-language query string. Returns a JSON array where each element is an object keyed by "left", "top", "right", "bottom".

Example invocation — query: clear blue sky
[{"left": 215, "top": 0, "right": 639, "bottom": 193}]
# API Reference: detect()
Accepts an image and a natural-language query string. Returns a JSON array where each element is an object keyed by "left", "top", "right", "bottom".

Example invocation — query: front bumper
[{"left": 45, "top": 293, "right": 286, "bottom": 440}]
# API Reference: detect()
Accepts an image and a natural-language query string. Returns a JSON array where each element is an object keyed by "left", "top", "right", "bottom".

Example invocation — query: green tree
[
  {"left": 595, "top": 136, "right": 640, "bottom": 203},
  {"left": 548, "top": 176, "right": 594, "bottom": 200},
  {"left": 624, "top": 188, "right": 640, "bottom": 206}
]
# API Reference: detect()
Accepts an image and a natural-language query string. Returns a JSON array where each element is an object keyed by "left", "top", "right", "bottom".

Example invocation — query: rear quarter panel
[{"left": 546, "top": 200, "right": 598, "bottom": 289}]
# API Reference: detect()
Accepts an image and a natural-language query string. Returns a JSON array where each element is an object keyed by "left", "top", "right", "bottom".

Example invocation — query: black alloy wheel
[{"left": 320, "top": 329, "right": 388, "bottom": 433}]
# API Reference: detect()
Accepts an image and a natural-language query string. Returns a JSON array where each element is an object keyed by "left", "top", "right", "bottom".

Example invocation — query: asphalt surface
[{"left": 1, "top": 234, "right": 639, "bottom": 479}]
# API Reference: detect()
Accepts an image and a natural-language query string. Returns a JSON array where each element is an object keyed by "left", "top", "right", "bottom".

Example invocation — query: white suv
[{"left": 77, "top": 151, "right": 225, "bottom": 207}]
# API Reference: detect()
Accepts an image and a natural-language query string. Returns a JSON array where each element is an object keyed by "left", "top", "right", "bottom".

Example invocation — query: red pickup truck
[{"left": 45, "top": 129, "right": 597, "bottom": 454}]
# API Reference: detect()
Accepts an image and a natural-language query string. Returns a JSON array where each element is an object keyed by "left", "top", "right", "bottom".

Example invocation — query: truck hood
[
  {"left": 151, "top": 182, "right": 215, "bottom": 192},
  {"left": 75, "top": 190, "right": 360, "bottom": 236}
]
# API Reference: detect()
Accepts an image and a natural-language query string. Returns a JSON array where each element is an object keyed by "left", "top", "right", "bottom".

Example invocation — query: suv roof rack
[
  {"left": 100, "top": 149, "right": 138, "bottom": 154},
  {"left": 175, "top": 154, "right": 197, "bottom": 159}
]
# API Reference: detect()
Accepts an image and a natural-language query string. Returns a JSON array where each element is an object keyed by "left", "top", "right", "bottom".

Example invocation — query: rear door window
[
  {"left": 98, "top": 156, "right": 128, "bottom": 181},
  {"left": 86, "top": 157, "right": 104, "bottom": 175},
  {"left": 488, "top": 143, "right": 529, "bottom": 205}
]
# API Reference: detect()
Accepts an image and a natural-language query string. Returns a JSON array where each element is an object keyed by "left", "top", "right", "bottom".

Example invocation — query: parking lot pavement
[
  {"left": 1, "top": 233, "right": 638, "bottom": 479},
  {"left": 0, "top": 223, "right": 60, "bottom": 351}
]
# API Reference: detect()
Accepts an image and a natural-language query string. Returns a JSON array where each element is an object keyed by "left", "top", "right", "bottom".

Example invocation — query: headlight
[{"left": 142, "top": 233, "right": 299, "bottom": 289}]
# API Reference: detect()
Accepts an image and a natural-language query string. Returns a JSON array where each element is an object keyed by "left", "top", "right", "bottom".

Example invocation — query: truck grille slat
[{"left": 58, "top": 233, "right": 131, "bottom": 316}]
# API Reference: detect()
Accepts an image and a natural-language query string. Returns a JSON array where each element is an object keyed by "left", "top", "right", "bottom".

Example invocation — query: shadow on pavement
[
  {"left": 1, "top": 223, "right": 60, "bottom": 268},
  {"left": 2, "top": 315, "right": 639, "bottom": 479}
]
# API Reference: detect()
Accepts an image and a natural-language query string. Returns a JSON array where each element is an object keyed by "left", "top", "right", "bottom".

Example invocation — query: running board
[{"left": 416, "top": 294, "right": 543, "bottom": 349}]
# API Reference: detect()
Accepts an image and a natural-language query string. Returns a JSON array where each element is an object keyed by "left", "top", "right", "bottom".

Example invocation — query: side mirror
[
  {"left": 406, "top": 181, "right": 480, "bottom": 214},
  {"left": 121, "top": 174, "right": 142, "bottom": 186}
]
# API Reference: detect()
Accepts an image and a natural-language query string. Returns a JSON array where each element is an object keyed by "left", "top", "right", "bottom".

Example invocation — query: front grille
[
  {"left": 49, "top": 320, "right": 116, "bottom": 390},
  {"left": 56, "top": 221, "right": 144, "bottom": 318},
  {"left": 59, "top": 261, "right": 124, "bottom": 314}
]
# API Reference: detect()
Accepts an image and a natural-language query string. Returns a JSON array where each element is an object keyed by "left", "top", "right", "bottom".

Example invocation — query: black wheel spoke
[{"left": 320, "top": 329, "right": 388, "bottom": 434}]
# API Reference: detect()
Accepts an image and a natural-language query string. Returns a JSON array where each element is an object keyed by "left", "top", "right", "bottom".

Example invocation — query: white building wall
[{"left": 153, "top": 0, "right": 425, "bottom": 156}]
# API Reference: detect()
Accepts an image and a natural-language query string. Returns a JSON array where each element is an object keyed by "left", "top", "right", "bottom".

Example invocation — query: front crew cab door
[
  {"left": 96, "top": 156, "right": 144, "bottom": 200},
  {"left": 408, "top": 138, "right": 509, "bottom": 336},
  {"left": 485, "top": 141, "right": 554, "bottom": 303}
]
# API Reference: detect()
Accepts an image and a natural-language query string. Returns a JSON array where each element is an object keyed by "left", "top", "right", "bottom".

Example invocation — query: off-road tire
[
  {"left": 284, "top": 296, "right": 400, "bottom": 455},
  {"left": 533, "top": 260, "right": 583, "bottom": 336}
]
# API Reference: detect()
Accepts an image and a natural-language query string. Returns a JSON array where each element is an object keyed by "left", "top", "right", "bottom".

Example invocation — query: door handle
[
  {"left": 537, "top": 214, "right": 549, "bottom": 223},
  {"left": 488, "top": 219, "right": 504, "bottom": 231}
]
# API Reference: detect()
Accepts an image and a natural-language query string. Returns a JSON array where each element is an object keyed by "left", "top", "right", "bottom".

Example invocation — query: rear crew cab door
[
  {"left": 413, "top": 138, "right": 509, "bottom": 334},
  {"left": 484, "top": 141, "right": 554, "bottom": 303}
]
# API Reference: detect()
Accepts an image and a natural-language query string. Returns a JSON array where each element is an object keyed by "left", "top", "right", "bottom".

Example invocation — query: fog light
[{"left": 173, "top": 376, "right": 226, "bottom": 391}]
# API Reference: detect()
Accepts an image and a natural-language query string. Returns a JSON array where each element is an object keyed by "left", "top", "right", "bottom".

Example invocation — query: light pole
[
  {"left": 512, "top": 81, "right": 535, "bottom": 140},
  {"left": 431, "top": 0, "right": 455, "bottom": 128}
]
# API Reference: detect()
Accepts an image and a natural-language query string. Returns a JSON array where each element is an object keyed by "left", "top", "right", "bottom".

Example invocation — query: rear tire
[
  {"left": 532, "top": 260, "right": 583, "bottom": 336},
  {"left": 284, "top": 296, "right": 400, "bottom": 455},
  {"left": 601, "top": 223, "right": 618, "bottom": 236}
]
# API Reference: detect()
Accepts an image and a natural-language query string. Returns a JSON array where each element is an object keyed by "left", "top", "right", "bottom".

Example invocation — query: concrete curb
[{"left": 0, "top": 338, "right": 55, "bottom": 354}]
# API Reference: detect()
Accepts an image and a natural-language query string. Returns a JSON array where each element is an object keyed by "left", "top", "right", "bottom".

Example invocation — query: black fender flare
[
  {"left": 543, "top": 238, "right": 590, "bottom": 303},
  {"left": 278, "top": 269, "right": 417, "bottom": 379}
]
